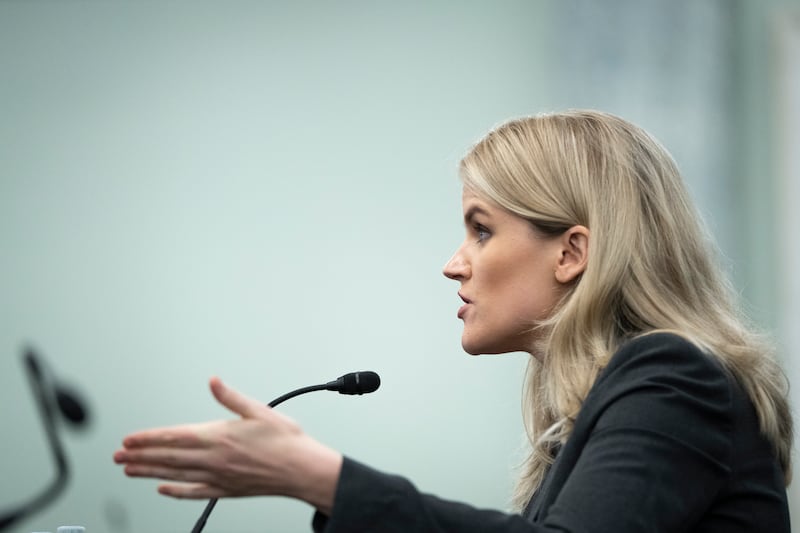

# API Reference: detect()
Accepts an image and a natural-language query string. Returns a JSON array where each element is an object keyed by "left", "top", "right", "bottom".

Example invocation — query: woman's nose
[{"left": 443, "top": 246, "right": 470, "bottom": 280}]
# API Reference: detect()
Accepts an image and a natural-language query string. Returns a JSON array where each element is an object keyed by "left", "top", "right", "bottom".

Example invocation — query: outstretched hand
[{"left": 113, "top": 377, "right": 342, "bottom": 513}]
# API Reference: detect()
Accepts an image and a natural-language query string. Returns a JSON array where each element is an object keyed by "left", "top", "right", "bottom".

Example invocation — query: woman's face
[{"left": 443, "top": 188, "right": 567, "bottom": 355}]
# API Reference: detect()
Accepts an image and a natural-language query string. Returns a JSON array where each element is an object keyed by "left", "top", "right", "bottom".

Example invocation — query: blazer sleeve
[
  {"left": 311, "top": 457, "right": 537, "bottom": 533},
  {"left": 312, "top": 334, "right": 736, "bottom": 533}
]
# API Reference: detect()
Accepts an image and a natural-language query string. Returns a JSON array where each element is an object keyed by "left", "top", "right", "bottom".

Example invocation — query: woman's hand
[{"left": 113, "top": 377, "right": 342, "bottom": 514}]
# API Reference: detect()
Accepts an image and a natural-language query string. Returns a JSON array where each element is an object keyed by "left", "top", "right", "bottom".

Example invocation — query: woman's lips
[{"left": 457, "top": 293, "right": 472, "bottom": 319}]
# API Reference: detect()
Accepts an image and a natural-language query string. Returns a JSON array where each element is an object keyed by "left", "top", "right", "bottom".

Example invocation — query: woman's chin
[
  {"left": 461, "top": 333, "right": 528, "bottom": 356},
  {"left": 460, "top": 336, "right": 482, "bottom": 355},
  {"left": 461, "top": 338, "right": 505, "bottom": 356}
]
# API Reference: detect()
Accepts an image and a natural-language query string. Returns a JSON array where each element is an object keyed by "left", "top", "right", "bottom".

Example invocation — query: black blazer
[{"left": 313, "top": 333, "right": 790, "bottom": 532}]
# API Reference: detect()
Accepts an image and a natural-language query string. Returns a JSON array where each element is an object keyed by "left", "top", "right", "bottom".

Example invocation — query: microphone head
[
  {"left": 56, "top": 387, "right": 89, "bottom": 426},
  {"left": 338, "top": 371, "right": 380, "bottom": 395},
  {"left": 24, "top": 347, "right": 91, "bottom": 427}
]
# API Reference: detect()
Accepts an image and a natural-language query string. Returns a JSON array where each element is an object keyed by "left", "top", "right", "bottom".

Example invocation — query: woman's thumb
[{"left": 209, "top": 376, "right": 268, "bottom": 419}]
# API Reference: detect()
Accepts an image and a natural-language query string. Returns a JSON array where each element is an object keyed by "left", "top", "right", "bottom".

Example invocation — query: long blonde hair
[{"left": 459, "top": 110, "right": 793, "bottom": 509}]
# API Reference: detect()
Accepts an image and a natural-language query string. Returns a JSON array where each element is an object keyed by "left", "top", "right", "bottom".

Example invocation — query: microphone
[
  {"left": 268, "top": 370, "right": 381, "bottom": 405},
  {"left": 190, "top": 371, "right": 380, "bottom": 533},
  {"left": 326, "top": 371, "right": 381, "bottom": 395},
  {"left": 0, "top": 347, "right": 90, "bottom": 531}
]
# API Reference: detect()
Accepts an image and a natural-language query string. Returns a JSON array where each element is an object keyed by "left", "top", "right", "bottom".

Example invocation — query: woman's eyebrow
[{"left": 463, "top": 205, "right": 490, "bottom": 224}]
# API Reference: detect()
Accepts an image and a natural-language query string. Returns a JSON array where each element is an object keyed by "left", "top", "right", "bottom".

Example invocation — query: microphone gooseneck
[{"left": 190, "top": 371, "right": 380, "bottom": 533}]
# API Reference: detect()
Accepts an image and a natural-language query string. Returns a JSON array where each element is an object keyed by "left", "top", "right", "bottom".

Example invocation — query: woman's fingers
[
  {"left": 114, "top": 378, "right": 311, "bottom": 500},
  {"left": 209, "top": 376, "right": 269, "bottom": 419},
  {"left": 124, "top": 463, "right": 215, "bottom": 485},
  {"left": 157, "top": 482, "right": 227, "bottom": 499},
  {"left": 114, "top": 446, "right": 210, "bottom": 469},
  {"left": 122, "top": 423, "right": 208, "bottom": 449}
]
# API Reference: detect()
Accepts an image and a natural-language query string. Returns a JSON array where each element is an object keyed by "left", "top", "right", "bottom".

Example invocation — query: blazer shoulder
[
  {"left": 586, "top": 331, "right": 735, "bottom": 427},
  {"left": 602, "top": 331, "right": 727, "bottom": 381}
]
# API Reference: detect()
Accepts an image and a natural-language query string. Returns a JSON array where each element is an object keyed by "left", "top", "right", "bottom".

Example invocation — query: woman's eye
[{"left": 475, "top": 225, "right": 490, "bottom": 242}]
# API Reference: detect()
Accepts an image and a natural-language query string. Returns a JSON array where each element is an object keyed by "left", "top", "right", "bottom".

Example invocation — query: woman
[{"left": 114, "top": 110, "right": 793, "bottom": 531}]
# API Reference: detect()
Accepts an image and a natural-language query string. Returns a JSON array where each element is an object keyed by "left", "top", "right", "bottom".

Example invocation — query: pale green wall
[
  {"left": 733, "top": 0, "right": 785, "bottom": 327},
  {"left": 0, "top": 2, "right": 547, "bottom": 532},
  {"left": 733, "top": 0, "right": 800, "bottom": 522},
  {"left": 1, "top": 1, "right": 797, "bottom": 532}
]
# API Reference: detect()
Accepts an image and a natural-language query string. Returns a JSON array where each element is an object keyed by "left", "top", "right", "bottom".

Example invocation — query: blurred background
[{"left": 1, "top": 0, "right": 798, "bottom": 531}]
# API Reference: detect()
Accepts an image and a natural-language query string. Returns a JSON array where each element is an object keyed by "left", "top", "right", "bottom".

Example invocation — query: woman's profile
[{"left": 114, "top": 110, "right": 793, "bottom": 532}]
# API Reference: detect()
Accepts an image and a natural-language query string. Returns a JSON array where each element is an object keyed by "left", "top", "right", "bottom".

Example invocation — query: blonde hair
[{"left": 459, "top": 110, "right": 793, "bottom": 510}]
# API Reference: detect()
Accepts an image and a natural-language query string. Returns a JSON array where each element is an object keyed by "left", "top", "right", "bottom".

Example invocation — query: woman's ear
[{"left": 554, "top": 225, "right": 589, "bottom": 284}]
